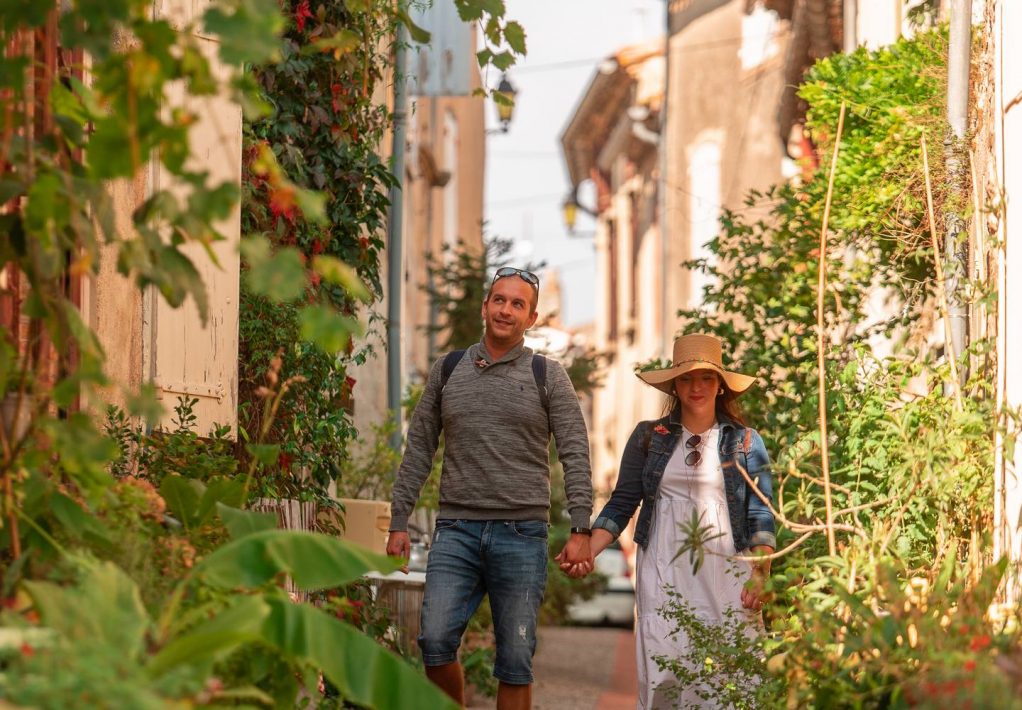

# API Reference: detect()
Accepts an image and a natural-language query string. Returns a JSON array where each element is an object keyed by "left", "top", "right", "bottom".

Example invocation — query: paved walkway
[{"left": 468, "top": 625, "right": 637, "bottom": 710}]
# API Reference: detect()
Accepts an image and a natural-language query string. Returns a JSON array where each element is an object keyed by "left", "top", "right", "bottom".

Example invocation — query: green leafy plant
[
  {"left": 0, "top": 0, "right": 529, "bottom": 706},
  {"left": 335, "top": 418, "right": 403, "bottom": 501},
  {"left": 236, "top": 0, "right": 529, "bottom": 505},
  {"left": 661, "top": 28, "right": 1019, "bottom": 707},
  {"left": 0, "top": 518, "right": 460, "bottom": 709},
  {"left": 106, "top": 397, "right": 238, "bottom": 489},
  {"left": 461, "top": 642, "right": 498, "bottom": 699},
  {"left": 653, "top": 591, "right": 782, "bottom": 710}
]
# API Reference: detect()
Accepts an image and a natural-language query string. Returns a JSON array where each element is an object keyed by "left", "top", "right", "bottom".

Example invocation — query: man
[{"left": 387, "top": 267, "right": 594, "bottom": 710}]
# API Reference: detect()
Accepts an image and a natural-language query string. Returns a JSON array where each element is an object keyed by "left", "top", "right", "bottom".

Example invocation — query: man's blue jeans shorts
[{"left": 418, "top": 519, "right": 548, "bottom": 685}]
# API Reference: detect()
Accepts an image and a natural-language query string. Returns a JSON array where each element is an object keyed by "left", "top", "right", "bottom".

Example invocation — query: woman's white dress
[{"left": 634, "top": 424, "right": 761, "bottom": 709}]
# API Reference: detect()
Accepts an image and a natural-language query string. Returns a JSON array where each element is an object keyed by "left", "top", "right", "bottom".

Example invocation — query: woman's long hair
[{"left": 661, "top": 375, "right": 747, "bottom": 426}]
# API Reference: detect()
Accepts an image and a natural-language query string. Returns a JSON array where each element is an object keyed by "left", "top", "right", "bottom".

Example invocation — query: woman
[{"left": 576, "top": 333, "right": 775, "bottom": 708}]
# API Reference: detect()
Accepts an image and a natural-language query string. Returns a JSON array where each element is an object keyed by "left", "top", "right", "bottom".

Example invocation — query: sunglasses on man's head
[{"left": 492, "top": 267, "right": 540, "bottom": 290}]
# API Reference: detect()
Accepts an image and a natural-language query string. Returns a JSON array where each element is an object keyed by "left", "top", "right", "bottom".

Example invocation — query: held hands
[
  {"left": 555, "top": 534, "right": 594, "bottom": 579},
  {"left": 385, "top": 531, "right": 411, "bottom": 574}
]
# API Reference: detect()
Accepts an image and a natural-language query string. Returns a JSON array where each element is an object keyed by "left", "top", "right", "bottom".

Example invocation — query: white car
[{"left": 567, "top": 542, "right": 635, "bottom": 627}]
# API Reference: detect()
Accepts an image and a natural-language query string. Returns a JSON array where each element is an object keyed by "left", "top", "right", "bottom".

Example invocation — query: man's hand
[
  {"left": 555, "top": 534, "right": 593, "bottom": 579},
  {"left": 386, "top": 531, "right": 411, "bottom": 574}
]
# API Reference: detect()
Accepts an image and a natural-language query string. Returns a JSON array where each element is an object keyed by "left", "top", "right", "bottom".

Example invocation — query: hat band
[{"left": 670, "top": 358, "right": 724, "bottom": 368}]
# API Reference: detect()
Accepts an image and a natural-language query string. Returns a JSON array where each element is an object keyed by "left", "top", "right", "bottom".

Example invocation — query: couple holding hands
[{"left": 387, "top": 267, "right": 775, "bottom": 709}]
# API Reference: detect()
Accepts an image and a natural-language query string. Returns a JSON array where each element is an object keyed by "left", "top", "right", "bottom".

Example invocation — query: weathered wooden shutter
[{"left": 148, "top": 0, "right": 241, "bottom": 437}]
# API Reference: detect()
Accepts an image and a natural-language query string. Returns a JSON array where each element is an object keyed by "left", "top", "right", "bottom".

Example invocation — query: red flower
[
  {"left": 964, "top": 659, "right": 977, "bottom": 672},
  {"left": 19, "top": 643, "right": 34, "bottom": 658},
  {"left": 294, "top": 0, "right": 313, "bottom": 32},
  {"left": 345, "top": 376, "right": 357, "bottom": 393},
  {"left": 654, "top": 424, "right": 669, "bottom": 435},
  {"left": 311, "top": 238, "right": 324, "bottom": 255},
  {"left": 969, "top": 634, "right": 991, "bottom": 652}
]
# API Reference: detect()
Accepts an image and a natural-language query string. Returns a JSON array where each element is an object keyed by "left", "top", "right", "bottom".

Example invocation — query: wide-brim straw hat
[{"left": 637, "top": 333, "right": 756, "bottom": 395}]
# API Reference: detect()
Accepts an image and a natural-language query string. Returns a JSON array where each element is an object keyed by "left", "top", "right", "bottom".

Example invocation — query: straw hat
[{"left": 637, "top": 333, "right": 756, "bottom": 395}]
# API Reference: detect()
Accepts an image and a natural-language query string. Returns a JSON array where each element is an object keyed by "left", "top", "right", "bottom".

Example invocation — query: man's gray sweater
[{"left": 390, "top": 339, "right": 593, "bottom": 531}]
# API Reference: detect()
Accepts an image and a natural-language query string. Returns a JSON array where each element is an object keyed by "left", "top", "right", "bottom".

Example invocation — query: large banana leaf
[
  {"left": 262, "top": 598, "right": 458, "bottom": 710},
  {"left": 23, "top": 559, "right": 149, "bottom": 659},
  {"left": 161, "top": 475, "right": 245, "bottom": 531},
  {"left": 159, "top": 475, "right": 203, "bottom": 530},
  {"left": 147, "top": 595, "right": 270, "bottom": 678},
  {"left": 195, "top": 529, "right": 400, "bottom": 591},
  {"left": 217, "top": 502, "right": 278, "bottom": 539}
]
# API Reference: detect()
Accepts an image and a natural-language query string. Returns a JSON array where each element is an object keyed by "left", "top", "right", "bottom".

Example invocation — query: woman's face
[{"left": 674, "top": 368, "right": 721, "bottom": 417}]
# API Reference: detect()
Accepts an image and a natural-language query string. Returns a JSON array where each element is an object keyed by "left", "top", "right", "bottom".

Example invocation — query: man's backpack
[{"left": 436, "top": 349, "right": 549, "bottom": 419}]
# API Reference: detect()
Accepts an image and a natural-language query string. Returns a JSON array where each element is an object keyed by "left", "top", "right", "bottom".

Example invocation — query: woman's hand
[
  {"left": 740, "top": 568, "right": 767, "bottom": 610},
  {"left": 741, "top": 546, "right": 773, "bottom": 611},
  {"left": 558, "top": 528, "right": 615, "bottom": 578},
  {"left": 555, "top": 534, "right": 593, "bottom": 578}
]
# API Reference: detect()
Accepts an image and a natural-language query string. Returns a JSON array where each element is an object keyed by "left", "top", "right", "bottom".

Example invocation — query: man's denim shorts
[{"left": 418, "top": 519, "right": 548, "bottom": 685}]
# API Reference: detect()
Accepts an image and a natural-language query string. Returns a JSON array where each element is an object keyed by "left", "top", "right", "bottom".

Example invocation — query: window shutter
[{"left": 148, "top": 0, "right": 241, "bottom": 437}]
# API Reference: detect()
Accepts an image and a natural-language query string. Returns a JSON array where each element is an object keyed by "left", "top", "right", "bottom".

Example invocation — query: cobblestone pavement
[{"left": 468, "top": 625, "right": 637, "bottom": 710}]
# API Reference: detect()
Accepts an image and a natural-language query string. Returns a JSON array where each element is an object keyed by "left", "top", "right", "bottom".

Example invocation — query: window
[{"left": 739, "top": 3, "right": 780, "bottom": 71}]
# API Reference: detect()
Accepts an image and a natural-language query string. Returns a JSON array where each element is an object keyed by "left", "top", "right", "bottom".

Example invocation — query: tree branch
[{"left": 816, "top": 100, "right": 847, "bottom": 557}]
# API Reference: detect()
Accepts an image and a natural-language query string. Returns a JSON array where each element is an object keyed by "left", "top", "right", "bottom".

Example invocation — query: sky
[{"left": 482, "top": 0, "right": 663, "bottom": 328}]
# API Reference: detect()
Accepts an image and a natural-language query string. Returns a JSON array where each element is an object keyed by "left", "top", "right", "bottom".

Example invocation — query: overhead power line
[
  {"left": 486, "top": 192, "right": 563, "bottom": 208},
  {"left": 508, "top": 32, "right": 781, "bottom": 76}
]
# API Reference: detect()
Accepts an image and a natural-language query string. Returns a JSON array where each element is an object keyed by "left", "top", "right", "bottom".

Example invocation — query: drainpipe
[
  {"left": 387, "top": 13, "right": 408, "bottom": 451},
  {"left": 944, "top": 0, "right": 971, "bottom": 383}
]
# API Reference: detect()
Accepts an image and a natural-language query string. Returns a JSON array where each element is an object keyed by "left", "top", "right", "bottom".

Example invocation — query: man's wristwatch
[{"left": 570, "top": 526, "right": 592, "bottom": 536}]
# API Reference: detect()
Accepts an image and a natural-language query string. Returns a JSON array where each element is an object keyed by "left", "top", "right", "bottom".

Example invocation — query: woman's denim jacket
[{"left": 592, "top": 408, "right": 776, "bottom": 552}]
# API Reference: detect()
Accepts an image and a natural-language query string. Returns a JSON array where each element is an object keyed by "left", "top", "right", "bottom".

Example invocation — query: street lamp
[
  {"left": 561, "top": 187, "right": 597, "bottom": 233},
  {"left": 487, "top": 73, "right": 517, "bottom": 134}
]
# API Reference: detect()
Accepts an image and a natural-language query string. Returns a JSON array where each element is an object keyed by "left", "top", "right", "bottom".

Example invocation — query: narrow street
[{"left": 468, "top": 626, "right": 637, "bottom": 710}]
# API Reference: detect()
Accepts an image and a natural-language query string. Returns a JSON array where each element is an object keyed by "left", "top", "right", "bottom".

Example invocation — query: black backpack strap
[
  {"left": 438, "top": 350, "right": 549, "bottom": 420},
  {"left": 436, "top": 350, "right": 466, "bottom": 410},
  {"left": 531, "top": 354, "right": 548, "bottom": 411}
]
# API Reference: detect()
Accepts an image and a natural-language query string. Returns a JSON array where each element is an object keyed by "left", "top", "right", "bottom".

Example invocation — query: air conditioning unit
[{"left": 337, "top": 498, "right": 391, "bottom": 555}]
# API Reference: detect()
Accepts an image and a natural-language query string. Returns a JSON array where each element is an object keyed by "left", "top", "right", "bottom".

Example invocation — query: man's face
[{"left": 481, "top": 276, "right": 538, "bottom": 347}]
